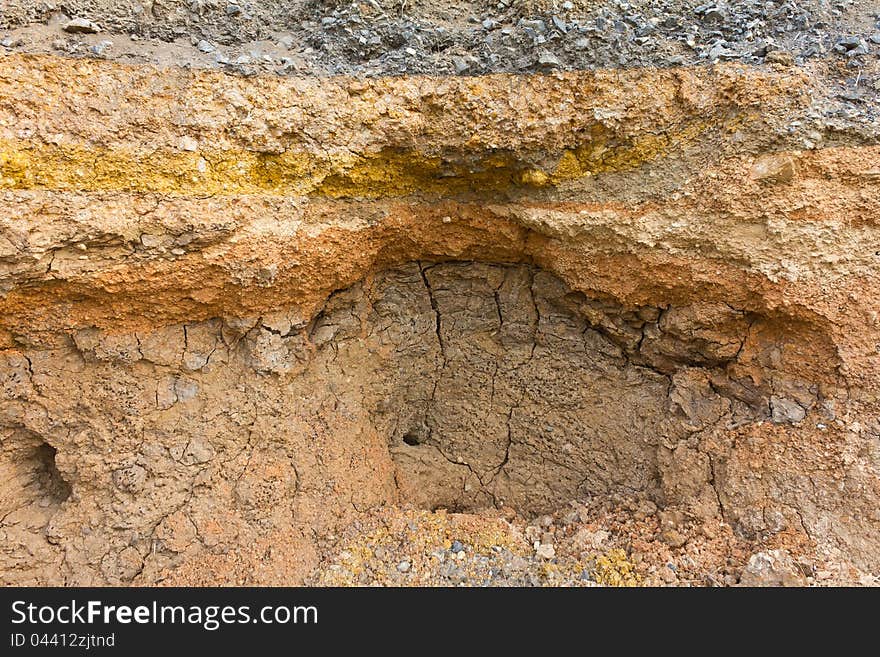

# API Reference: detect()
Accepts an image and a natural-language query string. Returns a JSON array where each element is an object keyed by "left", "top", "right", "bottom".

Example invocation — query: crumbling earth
[{"left": 0, "top": 2, "right": 878, "bottom": 586}]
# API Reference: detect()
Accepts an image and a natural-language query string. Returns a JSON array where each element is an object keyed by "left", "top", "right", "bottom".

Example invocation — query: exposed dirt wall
[{"left": 0, "top": 49, "right": 878, "bottom": 584}]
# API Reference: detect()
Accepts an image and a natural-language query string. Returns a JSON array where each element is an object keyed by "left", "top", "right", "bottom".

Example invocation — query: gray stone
[
  {"left": 519, "top": 19, "right": 546, "bottom": 34},
  {"left": 846, "top": 45, "right": 869, "bottom": 57},
  {"left": 90, "top": 40, "right": 112, "bottom": 56},
  {"left": 452, "top": 56, "right": 471, "bottom": 74},
  {"left": 707, "top": 42, "right": 736, "bottom": 61},
  {"left": 739, "top": 550, "right": 807, "bottom": 587},
  {"left": 173, "top": 377, "right": 199, "bottom": 403},
  {"left": 702, "top": 8, "right": 725, "bottom": 23},
  {"left": 63, "top": 18, "right": 102, "bottom": 34},
  {"left": 770, "top": 396, "right": 806, "bottom": 424},
  {"left": 537, "top": 51, "right": 560, "bottom": 68},
  {"left": 835, "top": 36, "right": 864, "bottom": 52}
]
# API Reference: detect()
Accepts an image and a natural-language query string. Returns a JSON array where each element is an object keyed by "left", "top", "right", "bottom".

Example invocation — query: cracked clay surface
[{"left": 1, "top": 260, "right": 861, "bottom": 585}]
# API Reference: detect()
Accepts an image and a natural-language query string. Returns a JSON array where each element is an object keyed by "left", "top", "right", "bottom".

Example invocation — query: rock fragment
[
  {"left": 535, "top": 543, "right": 556, "bottom": 559},
  {"left": 770, "top": 396, "right": 806, "bottom": 424},
  {"left": 90, "top": 41, "right": 112, "bottom": 56},
  {"left": 537, "top": 51, "right": 560, "bottom": 68},
  {"left": 749, "top": 154, "right": 796, "bottom": 184},
  {"left": 739, "top": 550, "right": 807, "bottom": 587},
  {"left": 63, "top": 18, "right": 102, "bottom": 34}
]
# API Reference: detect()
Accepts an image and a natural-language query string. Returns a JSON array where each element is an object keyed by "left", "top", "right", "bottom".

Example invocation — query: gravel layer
[
  {"left": 307, "top": 497, "right": 879, "bottom": 586},
  {"left": 1, "top": 1, "right": 878, "bottom": 75}
]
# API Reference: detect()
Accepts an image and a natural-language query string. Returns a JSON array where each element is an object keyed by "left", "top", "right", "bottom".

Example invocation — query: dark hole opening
[
  {"left": 34, "top": 442, "right": 72, "bottom": 504},
  {"left": 402, "top": 432, "right": 421, "bottom": 446}
]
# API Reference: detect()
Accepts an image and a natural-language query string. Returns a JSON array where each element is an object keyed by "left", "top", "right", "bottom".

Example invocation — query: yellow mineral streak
[
  {"left": 0, "top": 118, "right": 715, "bottom": 198},
  {"left": 592, "top": 549, "right": 642, "bottom": 587}
]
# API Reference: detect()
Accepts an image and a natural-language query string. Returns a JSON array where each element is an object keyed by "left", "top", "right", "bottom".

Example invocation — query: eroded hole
[
  {"left": 309, "top": 261, "right": 836, "bottom": 519},
  {"left": 33, "top": 442, "right": 72, "bottom": 505},
  {"left": 402, "top": 432, "right": 421, "bottom": 446},
  {"left": 0, "top": 430, "right": 71, "bottom": 520}
]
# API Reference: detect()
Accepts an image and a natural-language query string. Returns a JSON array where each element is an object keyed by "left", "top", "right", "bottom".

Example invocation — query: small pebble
[
  {"left": 537, "top": 51, "right": 560, "bottom": 69},
  {"left": 90, "top": 40, "right": 112, "bottom": 56},
  {"left": 535, "top": 543, "right": 556, "bottom": 560}
]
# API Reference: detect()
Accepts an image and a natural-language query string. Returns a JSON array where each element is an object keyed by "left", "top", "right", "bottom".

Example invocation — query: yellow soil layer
[
  {"left": 0, "top": 54, "right": 807, "bottom": 197},
  {"left": 0, "top": 122, "right": 716, "bottom": 196}
]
